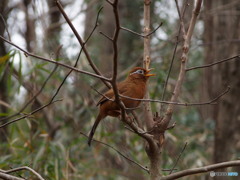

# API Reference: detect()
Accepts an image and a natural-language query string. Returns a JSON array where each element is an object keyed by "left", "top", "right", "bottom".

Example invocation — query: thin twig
[
  {"left": 186, "top": 54, "right": 240, "bottom": 71},
  {"left": 99, "top": 31, "right": 113, "bottom": 41},
  {"left": 0, "top": 166, "right": 45, "bottom": 180},
  {"left": 0, "top": 13, "right": 11, "bottom": 41},
  {"left": 0, "top": 35, "right": 110, "bottom": 81},
  {"left": 105, "top": 0, "right": 113, "bottom": 5},
  {"left": 0, "top": 99, "right": 62, "bottom": 128},
  {"left": 49, "top": 7, "right": 103, "bottom": 103},
  {"left": 79, "top": 132, "right": 150, "bottom": 173},
  {"left": 162, "top": 168, "right": 178, "bottom": 172},
  {"left": 0, "top": 58, "right": 59, "bottom": 122},
  {"left": 91, "top": 85, "right": 113, "bottom": 103},
  {"left": 169, "top": 142, "right": 188, "bottom": 174},
  {"left": 119, "top": 86, "right": 229, "bottom": 106},
  {"left": 55, "top": 1, "right": 110, "bottom": 88},
  {"left": 120, "top": 22, "right": 163, "bottom": 38},
  {"left": 175, "top": 0, "right": 187, "bottom": 36}
]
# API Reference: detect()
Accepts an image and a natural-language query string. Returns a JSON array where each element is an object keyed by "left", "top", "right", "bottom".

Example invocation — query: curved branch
[
  {"left": 0, "top": 172, "right": 24, "bottom": 180},
  {"left": 0, "top": 99, "right": 62, "bottom": 128},
  {"left": 0, "top": 166, "right": 44, "bottom": 180},
  {"left": 80, "top": 132, "right": 150, "bottom": 173},
  {"left": 162, "top": 160, "right": 240, "bottom": 180},
  {"left": 186, "top": 54, "right": 240, "bottom": 71},
  {"left": 120, "top": 22, "right": 163, "bottom": 38}
]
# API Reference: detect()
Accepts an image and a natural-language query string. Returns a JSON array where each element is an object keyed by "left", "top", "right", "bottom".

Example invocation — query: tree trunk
[
  {"left": 203, "top": 0, "right": 240, "bottom": 177},
  {"left": 0, "top": 0, "right": 9, "bottom": 142}
]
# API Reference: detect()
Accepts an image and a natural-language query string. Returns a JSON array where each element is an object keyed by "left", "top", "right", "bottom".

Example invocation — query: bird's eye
[{"left": 136, "top": 70, "right": 144, "bottom": 74}]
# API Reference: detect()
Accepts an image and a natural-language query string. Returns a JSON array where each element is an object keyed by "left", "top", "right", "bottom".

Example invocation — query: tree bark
[
  {"left": 203, "top": 0, "right": 240, "bottom": 178},
  {"left": 0, "top": 0, "right": 9, "bottom": 142}
]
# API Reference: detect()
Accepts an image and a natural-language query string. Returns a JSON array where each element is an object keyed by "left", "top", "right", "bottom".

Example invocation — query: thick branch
[
  {"left": 160, "top": 0, "right": 189, "bottom": 112},
  {"left": 162, "top": 160, "right": 240, "bottom": 180},
  {"left": 0, "top": 166, "right": 44, "bottom": 180},
  {"left": 143, "top": 0, "right": 154, "bottom": 131},
  {"left": 0, "top": 172, "right": 24, "bottom": 180},
  {"left": 161, "top": 0, "right": 202, "bottom": 130}
]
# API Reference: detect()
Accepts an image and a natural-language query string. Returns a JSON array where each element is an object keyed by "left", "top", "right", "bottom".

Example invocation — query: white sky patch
[
  {"left": 13, "top": 86, "right": 27, "bottom": 107},
  {"left": 60, "top": 0, "right": 86, "bottom": 58},
  {"left": 155, "top": 1, "right": 178, "bottom": 24}
]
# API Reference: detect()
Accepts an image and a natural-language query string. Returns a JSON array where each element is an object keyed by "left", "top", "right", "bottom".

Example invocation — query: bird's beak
[{"left": 145, "top": 68, "right": 156, "bottom": 77}]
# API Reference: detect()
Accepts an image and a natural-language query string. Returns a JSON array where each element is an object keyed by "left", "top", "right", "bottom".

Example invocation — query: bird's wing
[{"left": 96, "top": 81, "right": 128, "bottom": 106}]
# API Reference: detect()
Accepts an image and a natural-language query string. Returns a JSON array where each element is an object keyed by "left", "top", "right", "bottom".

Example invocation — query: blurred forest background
[{"left": 0, "top": 0, "right": 240, "bottom": 179}]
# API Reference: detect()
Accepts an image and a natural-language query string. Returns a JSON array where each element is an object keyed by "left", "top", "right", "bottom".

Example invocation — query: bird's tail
[{"left": 88, "top": 114, "right": 103, "bottom": 146}]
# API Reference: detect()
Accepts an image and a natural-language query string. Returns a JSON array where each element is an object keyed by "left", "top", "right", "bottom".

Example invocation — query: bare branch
[
  {"left": 162, "top": 160, "right": 240, "bottom": 180},
  {"left": 160, "top": 0, "right": 189, "bottom": 112},
  {"left": 0, "top": 166, "right": 44, "bottom": 180},
  {"left": 0, "top": 172, "right": 24, "bottom": 180},
  {"left": 55, "top": 1, "right": 111, "bottom": 88},
  {"left": 79, "top": 132, "right": 150, "bottom": 173},
  {"left": 0, "top": 58, "right": 59, "bottom": 122},
  {"left": 91, "top": 85, "right": 114, "bottom": 103},
  {"left": 0, "top": 99, "right": 62, "bottom": 128},
  {"left": 175, "top": 0, "right": 187, "bottom": 36},
  {"left": 169, "top": 142, "right": 188, "bottom": 174},
  {"left": 105, "top": 0, "right": 113, "bottom": 5},
  {"left": 120, "top": 23, "right": 163, "bottom": 38},
  {"left": 143, "top": 0, "right": 154, "bottom": 133},
  {"left": 119, "top": 86, "right": 229, "bottom": 106},
  {"left": 186, "top": 54, "right": 240, "bottom": 71},
  {"left": 161, "top": 0, "right": 203, "bottom": 130},
  {"left": 49, "top": 7, "right": 104, "bottom": 103},
  {"left": 99, "top": 31, "right": 113, "bottom": 41},
  {"left": 0, "top": 13, "right": 11, "bottom": 41},
  {"left": 0, "top": 35, "right": 110, "bottom": 81}
]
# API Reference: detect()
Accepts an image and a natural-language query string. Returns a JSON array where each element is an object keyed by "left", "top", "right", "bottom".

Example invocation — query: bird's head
[{"left": 128, "top": 67, "right": 155, "bottom": 81}]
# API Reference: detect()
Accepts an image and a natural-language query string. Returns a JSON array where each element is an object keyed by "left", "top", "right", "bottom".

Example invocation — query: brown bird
[{"left": 88, "top": 67, "right": 155, "bottom": 146}]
